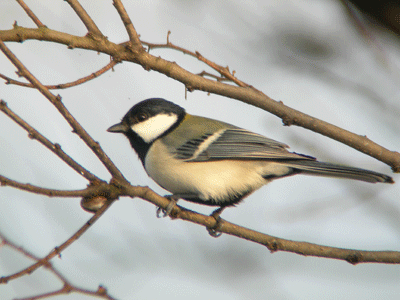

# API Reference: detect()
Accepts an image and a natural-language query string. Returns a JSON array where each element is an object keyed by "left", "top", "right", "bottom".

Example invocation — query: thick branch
[
  {"left": 0, "top": 27, "right": 398, "bottom": 171},
  {"left": 121, "top": 184, "right": 400, "bottom": 264}
]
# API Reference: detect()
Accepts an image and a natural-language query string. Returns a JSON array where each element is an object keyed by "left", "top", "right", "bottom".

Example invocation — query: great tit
[{"left": 108, "top": 98, "right": 393, "bottom": 208}]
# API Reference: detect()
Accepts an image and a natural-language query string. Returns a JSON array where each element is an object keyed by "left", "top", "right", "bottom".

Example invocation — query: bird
[{"left": 107, "top": 98, "right": 394, "bottom": 210}]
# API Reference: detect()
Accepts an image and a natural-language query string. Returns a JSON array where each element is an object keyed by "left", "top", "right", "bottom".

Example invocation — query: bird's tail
[{"left": 283, "top": 160, "right": 394, "bottom": 184}]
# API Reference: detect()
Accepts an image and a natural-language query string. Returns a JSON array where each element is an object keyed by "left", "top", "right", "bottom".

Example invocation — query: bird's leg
[{"left": 206, "top": 207, "right": 225, "bottom": 237}]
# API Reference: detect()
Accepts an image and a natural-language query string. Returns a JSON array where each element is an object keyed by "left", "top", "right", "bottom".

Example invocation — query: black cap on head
[
  {"left": 107, "top": 98, "right": 186, "bottom": 163},
  {"left": 123, "top": 98, "right": 185, "bottom": 125},
  {"left": 107, "top": 98, "right": 185, "bottom": 133}
]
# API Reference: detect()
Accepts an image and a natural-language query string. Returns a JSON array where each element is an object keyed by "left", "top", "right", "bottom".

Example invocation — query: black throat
[{"left": 125, "top": 130, "right": 150, "bottom": 164}]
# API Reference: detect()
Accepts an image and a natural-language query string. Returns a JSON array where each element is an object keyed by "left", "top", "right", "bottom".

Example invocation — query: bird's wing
[{"left": 173, "top": 128, "right": 315, "bottom": 162}]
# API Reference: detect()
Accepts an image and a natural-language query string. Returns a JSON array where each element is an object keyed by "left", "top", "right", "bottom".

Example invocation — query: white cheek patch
[{"left": 131, "top": 114, "right": 178, "bottom": 143}]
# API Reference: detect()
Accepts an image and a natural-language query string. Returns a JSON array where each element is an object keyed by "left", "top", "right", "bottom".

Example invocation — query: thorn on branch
[
  {"left": 167, "top": 30, "right": 171, "bottom": 44},
  {"left": 96, "top": 285, "right": 108, "bottom": 295},
  {"left": 54, "top": 247, "right": 62, "bottom": 259}
]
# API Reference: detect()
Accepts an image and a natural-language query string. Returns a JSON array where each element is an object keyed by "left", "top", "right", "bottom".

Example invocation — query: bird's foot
[
  {"left": 156, "top": 195, "right": 179, "bottom": 218},
  {"left": 206, "top": 207, "right": 225, "bottom": 238}
]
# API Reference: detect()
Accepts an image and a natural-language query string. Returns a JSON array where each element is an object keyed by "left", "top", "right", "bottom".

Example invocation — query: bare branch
[
  {"left": 0, "top": 232, "right": 117, "bottom": 299},
  {"left": 196, "top": 71, "right": 232, "bottom": 83},
  {"left": 0, "top": 38, "right": 127, "bottom": 181},
  {"left": 142, "top": 35, "right": 249, "bottom": 87},
  {"left": 0, "top": 199, "right": 114, "bottom": 284},
  {"left": 122, "top": 184, "right": 400, "bottom": 264},
  {"left": 0, "top": 5, "right": 398, "bottom": 287},
  {"left": 13, "top": 284, "right": 116, "bottom": 300},
  {"left": 1, "top": 27, "right": 397, "bottom": 170},
  {"left": 112, "top": 0, "right": 143, "bottom": 49},
  {"left": 0, "top": 100, "right": 100, "bottom": 182},
  {"left": 0, "top": 174, "right": 115, "bottom": 198},
  {"left": 0, "top": 59, "right": 118, "bottom": 89},
  {"left": 16, "top": 0, "right": 46, "bottom": 28},
  {"left": 2, "top": 166, "right": 398, "bottom": 265},
  {"left": 64, "top": 0, "right": 103, "bottom": 36}
]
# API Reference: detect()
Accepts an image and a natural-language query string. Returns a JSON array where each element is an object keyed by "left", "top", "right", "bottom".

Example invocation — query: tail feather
[{"left": 283, "top": 160, "right": 394, "bottom": 184}]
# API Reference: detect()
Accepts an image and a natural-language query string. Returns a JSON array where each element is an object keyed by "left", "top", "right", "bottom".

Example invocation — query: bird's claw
[
  {"left": 156, "top": 196, "right": 178, "bottom": 218},
  {"left": 156, "top": 207, "right": 167, "bottom": 218},
  {"left": 206, "top": 207, "right": 225, "bottom": 237},
  {"left": 207, "top": 226, "right": 222, "bottom": 237}
]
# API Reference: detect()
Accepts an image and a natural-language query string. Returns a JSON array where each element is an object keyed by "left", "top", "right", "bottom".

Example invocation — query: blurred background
[{"left": 1, "top": 0, "right": 399, "bottom": 299}]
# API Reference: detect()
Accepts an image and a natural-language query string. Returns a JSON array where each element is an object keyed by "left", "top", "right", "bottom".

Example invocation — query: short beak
[{"left": 107, "top": 122, "right": 129, "bottom": 133}]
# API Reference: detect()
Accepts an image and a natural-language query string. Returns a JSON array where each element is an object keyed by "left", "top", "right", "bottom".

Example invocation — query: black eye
[{"left": 137, "top": 113, "right": 147, "bottom": 121}]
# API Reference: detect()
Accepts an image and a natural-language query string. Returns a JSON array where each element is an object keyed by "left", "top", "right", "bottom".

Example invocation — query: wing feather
[{"left": 174, "top": 128, "right": 315, "bottom": 162}]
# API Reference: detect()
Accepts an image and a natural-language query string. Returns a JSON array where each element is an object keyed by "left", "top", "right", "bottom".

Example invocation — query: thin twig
[
  {"left": 16, "top": 0, "right": 46, "bottom": 28},
  {"left": 340, "top": 0, "right": 387, "bottom": 63},
  {"left": 0, "top": 199, "right": 114, "bottom": 284},
  {"left": 0, "top": 59, "right": 118, "bottom": 89},
  {"left": 195, "top": 50, "right": 249, "bottom": 87},
  {"left": 64, "top": 0, "right": 103, "bottom": 36},
  {"left": 113, "top": 0, "right": 143, "bottom": 49},
  {"left": 0, "top": 174, "right": 114, "bottom": 198},
  {"left": 0, "top": 230, "right": 117, "bottom": 299},
  {"left": 0, "top": 100, "right": 100, "bottom": 182},
  {"left": 14, "top": 284, "right": 116, "bottom": 300},
  {"left": 142, "top": 34, "right": 249, "bottom": 87},
  {"left": 197, "top": 71, "right": 231, "bottom": 82},
  {"left": 0, "top": 38, "right": 127, "bottom": 181}
]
